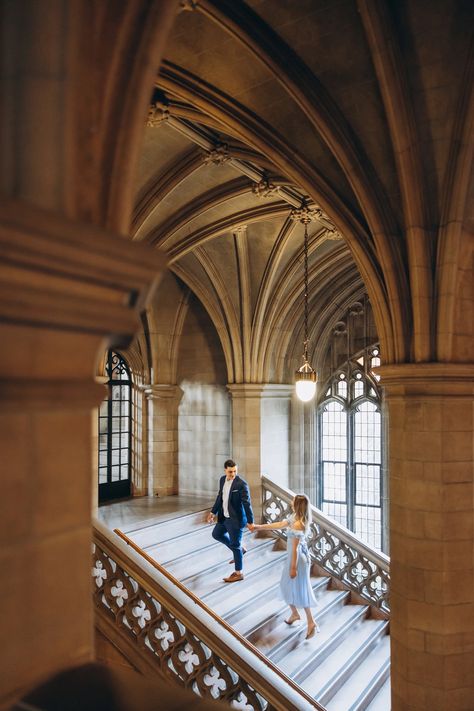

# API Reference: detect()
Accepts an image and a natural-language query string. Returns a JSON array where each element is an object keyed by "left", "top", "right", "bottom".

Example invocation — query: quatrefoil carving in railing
[
  {"left": 109, "top": 578, "right": 129, "bottom": 608},
  {"left": 351, "top": 560, "right": 370, "bottom": 584},
  {"left": 315, "top": 535, "right": 334, "bottom": 558},
  {"left": 170, "top": 634, "right": 208, "bottom": 680},
  {"left": 229, "top": 685, "right": 265, "bottom": 711},
  {"left": 331, "top": 547, "right": 350, "bottom": 571},
  {"left": 202, "top": 663, "right": 228, "bottom": 698},
  {"left": 92, "top": 559, "right": 108, "bottom": 588},
  {"left": 177, "top": 641, "right": 201, "bottom": 674},
  {"left": 264, "top": 500, "right": 284, "bottom": 521},
  {"left": 150, "top": 618, "right": 175, "bottom": 653},
  {"left": 131, "top": 597, "right": 153, "bottom": 629},
  {"left": 366, "top": 572, "right": 388, "bottom": 600},
  {"left": 195, "top": 655, "right": 236, "bottom": 701}
]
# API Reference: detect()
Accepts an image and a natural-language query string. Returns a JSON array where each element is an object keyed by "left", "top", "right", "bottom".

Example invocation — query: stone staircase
[{"left": 122, "top": 509, "right": 391, "bottom": 711}]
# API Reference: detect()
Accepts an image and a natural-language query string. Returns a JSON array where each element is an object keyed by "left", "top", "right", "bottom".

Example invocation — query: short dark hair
[{"left": 224, "top": 459, "right": 236, "bottom": 469}]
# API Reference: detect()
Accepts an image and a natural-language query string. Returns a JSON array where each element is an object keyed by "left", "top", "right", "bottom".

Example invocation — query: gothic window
[
  {"left": 317, "top": 345, "right": 384, "bottom": 550},
  {"left": 98, "top": 351, "right": 132, "bottom": 502}
]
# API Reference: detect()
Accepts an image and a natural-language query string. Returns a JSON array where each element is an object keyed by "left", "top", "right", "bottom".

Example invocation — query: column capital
[
  {"left": 377, "top": 362, "right": 474, "bottom": 397},
  {"left": 0, "top": 200, "right": 167, "bottom": 336},
  {"left": 143, "top": 384, "right": 183, "bottom": 401},
  {"left": 227, "top": 383, "right": 294, "bottom": 399}
]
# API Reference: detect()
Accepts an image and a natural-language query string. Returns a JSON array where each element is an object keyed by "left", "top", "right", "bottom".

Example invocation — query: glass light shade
[
  {"left": 295, "top": 361, "right": 317, "bottom": 402},
  {"left": 295, "top": 377, "right": 317, "bottom": 402}
]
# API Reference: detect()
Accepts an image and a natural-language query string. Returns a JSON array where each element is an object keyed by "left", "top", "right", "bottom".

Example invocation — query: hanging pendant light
[{"left": 295, "top": 217, "right": 317, "bottom": 402}]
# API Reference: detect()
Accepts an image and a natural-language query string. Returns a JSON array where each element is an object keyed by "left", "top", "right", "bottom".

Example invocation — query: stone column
[
  {"left": 0, "top": 209, "right": 165, "bottom": 707},
  {"left": 227, "top": 384, "right": 293, "bottom": 518},
  {"left": 379, "top": 363, "right": 474, "bottom": 711},
  {"left": 144, "top": 385, "right": 183, "bottom": 497}
]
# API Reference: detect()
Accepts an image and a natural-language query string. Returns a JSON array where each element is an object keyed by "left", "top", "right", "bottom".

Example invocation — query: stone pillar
[
  {"left": 144, "top": 385, "right": 183, "bottom": 497},
  {"left": 0, "top": 0, "right": 177, "bottom": 704},
  {"left": 227, "top": 384, "right": 293, "bottom": 518},
  {"left": 379, "top": 363, "right": 474, "bottom": 711},
  {"left": 0, "top": 206, "right": 165, "bottom": 707}
]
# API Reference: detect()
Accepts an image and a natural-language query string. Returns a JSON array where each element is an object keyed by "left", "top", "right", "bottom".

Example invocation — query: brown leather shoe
[{"left": 223, "top": 571, "right": 244, "bottom": 583}]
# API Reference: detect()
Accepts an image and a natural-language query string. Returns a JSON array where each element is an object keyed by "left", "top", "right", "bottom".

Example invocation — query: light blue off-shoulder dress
[{"left": 280, "top": 524, "right": 318, "bottom": 608}]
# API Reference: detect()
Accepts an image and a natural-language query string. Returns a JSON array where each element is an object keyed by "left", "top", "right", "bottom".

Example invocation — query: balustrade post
[{"left": 379, "top": 363, "right": 474, "bottom": 711}]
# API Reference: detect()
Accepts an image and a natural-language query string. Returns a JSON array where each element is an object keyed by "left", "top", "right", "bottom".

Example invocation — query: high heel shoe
[
  {"left": 284, "top": 615, "right": 300, "bottom": 625},
  {"left": 305, "top": 621, "right": 320, "bottom": 639}
]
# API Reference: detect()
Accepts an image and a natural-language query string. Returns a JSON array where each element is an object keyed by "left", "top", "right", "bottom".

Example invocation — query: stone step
[
  {"left": 205, "top": 561, "right": 284, "bottom": 619},
  {"left": 236, "top": 576, "right": 330, "bottom": 640},
  {"left": 124, "top": 517, "right": 391, "bottom": 710},
  {"left": 262, "top": 589, "right": 354, "bottom": 666},
  {"left": 142, "top": 524, "right": 229, "bottom": 563},
  {"left": 302, "top": 617, "right": 388, "bottom": 702},
  {"left": 180, "top": 539, "right": 285, "bottom": 597},
  {"left": 124, "top": 508, "right": 209, "bottom": 546},
  {"left": 288, "top": 603, "right": 370, "bottom": 683},
  {"left": 364, "top": 675, "right": 391, "bottom": 711},
  {"left": 324, "top": 634, "right": 391, "bottom": 711}
]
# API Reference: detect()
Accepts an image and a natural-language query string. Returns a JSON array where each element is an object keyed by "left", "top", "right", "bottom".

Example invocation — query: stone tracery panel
[{"left": 262, "top": 478, "right": 389, "bottom": 614}]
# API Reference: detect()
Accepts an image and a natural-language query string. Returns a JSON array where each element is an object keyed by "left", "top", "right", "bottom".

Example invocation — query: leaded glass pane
[
  {"left": 322, "top": 402, "right": 347, "bottom": 462},
  {"left": 337, "top": 380, "right": 347, "bottom": 398},
  {"left": 355, "top": 464, "right": 380, "bottom": 505},
  {"left": 354, "top": 401, "right": 381, "bottom": 464},
  {"left": 112, "top": 400, "right": 121, "bottom": 416},
  {"left": 120, "top": 464, "right": 129, "bottom": 479},
  {"left": 355, "top": 505, "right": 381, "bottom": 549},
  {"left": 322, "top": 502, "right": 347, "bottom": 528},
  {"left": 323, "top": 462, "right": 347, "bottom": 502}
]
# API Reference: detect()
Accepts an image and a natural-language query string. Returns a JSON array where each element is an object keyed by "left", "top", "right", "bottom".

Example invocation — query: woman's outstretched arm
[{"left": 252, "top": 519, "right": 288, "bottom": 530}]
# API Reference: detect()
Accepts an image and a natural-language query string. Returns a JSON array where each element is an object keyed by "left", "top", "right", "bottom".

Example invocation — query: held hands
[
  {"left": 207, "top": 512, "right": 216, "bottom": 524},
  {"left": 247, "top": 523, "right": 256, "bottom": 531}
]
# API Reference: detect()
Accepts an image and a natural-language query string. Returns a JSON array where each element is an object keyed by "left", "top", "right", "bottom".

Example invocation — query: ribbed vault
[{"left": 132, "top": 0, "right": 473, "bottom": 384}]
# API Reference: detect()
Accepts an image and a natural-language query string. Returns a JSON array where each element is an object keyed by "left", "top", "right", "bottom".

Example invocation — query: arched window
[
  {"left": 317, "top": 346, "right": 384, "bottom": 550},
  {"left": 98, "top": 351, "right": 132, "bottom": 502}
]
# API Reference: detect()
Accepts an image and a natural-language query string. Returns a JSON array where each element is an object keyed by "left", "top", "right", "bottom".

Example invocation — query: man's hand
[
  {"left": 247, "top": 523, "right": 255, "bottom": 531},
  {"left": 290, "top": 566, "right": 297, "bottom": 579},
  {"left": 207, "top": 512, "right": 216, "bottom": 524}
]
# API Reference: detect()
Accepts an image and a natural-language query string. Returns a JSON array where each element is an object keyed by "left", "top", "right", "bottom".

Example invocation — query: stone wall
[{"left": 177, "top": 295, "right": 230, "bottom": 497}]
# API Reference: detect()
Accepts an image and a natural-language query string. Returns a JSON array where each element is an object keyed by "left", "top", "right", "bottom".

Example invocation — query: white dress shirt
[{"left": 222, "top": 478, "right": 233, "bottom": 518}]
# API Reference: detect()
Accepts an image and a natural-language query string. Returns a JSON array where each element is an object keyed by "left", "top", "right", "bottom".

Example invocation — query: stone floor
[{"left": 97, "top": 493, "right": 215, "bottom": 532}]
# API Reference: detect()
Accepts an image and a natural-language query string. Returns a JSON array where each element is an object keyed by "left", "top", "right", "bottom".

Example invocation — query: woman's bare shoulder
[{"left": 292, "top": 520, "right": 305, "bottom": 531}]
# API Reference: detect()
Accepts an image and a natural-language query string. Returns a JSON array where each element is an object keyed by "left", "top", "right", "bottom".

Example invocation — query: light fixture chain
[{"left": 303, "top": 221, "right": 309, "bottom": 362}]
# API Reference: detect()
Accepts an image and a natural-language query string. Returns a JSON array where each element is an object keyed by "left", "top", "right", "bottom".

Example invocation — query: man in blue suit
[{"left": 207, "top": 459, "right": 254, "bottom": 583}]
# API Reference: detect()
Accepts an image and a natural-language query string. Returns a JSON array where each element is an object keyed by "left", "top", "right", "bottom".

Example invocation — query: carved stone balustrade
[
  {"left": 92, "top": 520, "right": 325, "bottom": 711},
  {"left": 261, "top": 477, "right": 390, "bottom": 615}
]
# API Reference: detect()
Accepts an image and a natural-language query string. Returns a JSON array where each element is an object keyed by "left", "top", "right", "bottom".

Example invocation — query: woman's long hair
[{"left": 292, "top": 494, "right": 312, "bottom": 534}]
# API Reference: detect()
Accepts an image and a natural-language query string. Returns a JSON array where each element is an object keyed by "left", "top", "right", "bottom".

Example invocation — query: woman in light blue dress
[{"left": 252, "top": 494, "right": 319, "bottom": 639}]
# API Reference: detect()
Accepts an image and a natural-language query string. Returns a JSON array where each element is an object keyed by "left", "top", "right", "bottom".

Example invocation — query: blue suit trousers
[{"left": 212, "top": 518, "right": 244, "bottom": 571}]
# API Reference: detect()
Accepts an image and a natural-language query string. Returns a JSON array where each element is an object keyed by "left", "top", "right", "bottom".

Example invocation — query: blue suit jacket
[{"left": 211, "top": 475, "right": 254, "bottom": 528}]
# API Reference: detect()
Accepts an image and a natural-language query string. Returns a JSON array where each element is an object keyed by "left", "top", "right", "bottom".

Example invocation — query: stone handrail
[
  {"left": 92, "top": 519, "right": 326, "bottom": 711},
  {"left": 261, "top": 477, "right": 390, "bottom": 614}
]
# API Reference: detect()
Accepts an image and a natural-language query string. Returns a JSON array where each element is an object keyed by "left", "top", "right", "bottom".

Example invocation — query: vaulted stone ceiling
[{"left": 131, "top": 0, "right": 473, "bottom": 382}]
